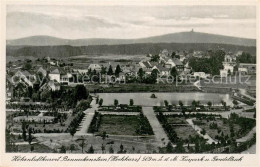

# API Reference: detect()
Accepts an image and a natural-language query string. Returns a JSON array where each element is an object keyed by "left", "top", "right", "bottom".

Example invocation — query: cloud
[
  {"left": 6, "top": 5, "right": 256, "bottom": 39},
  {"left": 7, "top": 12, "right": 121, "bottom": 33}
]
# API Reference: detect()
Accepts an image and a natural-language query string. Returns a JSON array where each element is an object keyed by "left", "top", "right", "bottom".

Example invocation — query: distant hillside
[
  {"left": 7, "top": 31, "right": 256, "bottom": 47},
  {"left": 7, "top": 43, "right": 256, "bottom": 59}
]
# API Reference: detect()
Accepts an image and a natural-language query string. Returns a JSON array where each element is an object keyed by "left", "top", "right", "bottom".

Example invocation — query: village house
[
  {"left": 159, "top": 49, "right": 170, "bottom": 58},
  {"left": 49, "top": 69, "right": 61, "bottom": 82},
  {"left": 14, "top": 70, "right": 34, "bottom": 87},
  {"left": 193, "top": 72, "right": 211, "bottom": 79},
  {"left": 220, "top": 54, "right": 237, "bottom": 77},
  {"left": 40, "top": 80, "right": 61, "bottom": 91},
  {"left": 139, "top": 61, "right": 152, "bottom": 69},
  {"left": 88, "top": 64, "right": 101, "bottom": 72},
  {"left": 37, "top": 67, "right": 47, "bottom": 77},
  {"left": 157, "top": 66, "right": 170, "bottom": 76},
  {"left": 238, "top": 63, "right": 256, "bottom": 75},
  {"left": 172, "top": 58, "right": 184, "bottom": 72}
]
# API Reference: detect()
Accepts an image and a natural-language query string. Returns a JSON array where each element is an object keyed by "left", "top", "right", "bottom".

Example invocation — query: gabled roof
[
  {"left": 15, "top": 70, "right": 31, "bottom": 77},
  {"left": 172, "top": 58, "right": 183, "bottom": 66},
  {"left": 22, "top": 70, "right": 31, "bottom": 77},
  {"left": 50, "top": 69, "right": 60, "bottom": 74},
  {"left": 157, "top": 65, "right": 169, "bottom": 72},
  {"left": 142, "top": 61, "right": 152, "bottom": 68},
  {"left": 37, "top": 67, "right": 47, "bottom": 75}
]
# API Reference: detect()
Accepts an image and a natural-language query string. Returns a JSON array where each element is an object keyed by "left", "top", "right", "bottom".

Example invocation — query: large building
[{"left": 220, "top": 54, "right": 237, "bottom": 77}]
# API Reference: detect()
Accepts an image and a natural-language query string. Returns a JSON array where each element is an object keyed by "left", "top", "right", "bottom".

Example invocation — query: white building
[
  {"left": 49, "top": 69, "right": 61, "bottom": 82},
  {"left": 88, "top": 64, "right": 101, "bottom": 71},
  {"left": 220, "top": 69, "right": 228, "bottom": 77}
]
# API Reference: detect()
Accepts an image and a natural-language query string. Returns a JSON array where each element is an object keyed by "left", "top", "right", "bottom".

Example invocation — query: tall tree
[
  {"left": 114, "top": 99, "right": 119, "bottom": 107},
  {"left": 129, "top": 99, "right": 134, "bottom": 106},
  {"left": 170, "top": 67, "right": 178, "bottom": 79},
  {"left": 207, "top": 101, "right": 212, "bottom": 109},
  {"left": 101, "top": 66, "right": 107, "bottom": 75},
  {"left": 164, "top": 100, "right": 169, "bottom": 107},
  {"left": 137, "top": 68, "right": 145, "bottom": 81},
  {"left": 87, "top": 145, "right": 94, "bottom": 153},
  {"left": 115, "top": 65, "right": 122, "bottom": 77},
  {"left": 109, "top": 145, "right": 114, "bottom": 153},
  {"left": 99, "top": 98, "right": 103, "bottom": 106},
  {"left": 107, "top": 65, "right": 114, "bottom": 75},
  {"left": 74, "top": 85, "right": 88, "bottom": 102},
  {"left": 150, "top": 55, "right": 160, "bottom": 62}
]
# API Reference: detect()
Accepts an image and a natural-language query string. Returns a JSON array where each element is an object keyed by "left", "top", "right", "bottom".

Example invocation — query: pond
[{"left": 96, "top": 92, "right": 233, "bottom": 106}]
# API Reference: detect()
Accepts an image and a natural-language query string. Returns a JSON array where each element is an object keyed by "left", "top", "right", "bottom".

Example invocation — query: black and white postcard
[{"left": 0, "top": 0, "right": 259, "bottom": 167}]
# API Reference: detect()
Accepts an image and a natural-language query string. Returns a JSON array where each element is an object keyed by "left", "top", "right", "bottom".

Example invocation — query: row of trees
[
  {"left": 189, "top": 50, "right": 225, "bottom": 75},
  {"left": 87, "top": 64, "right": 122, "bottom": 77},
  {"left": 98, "top": 98, "right": 134, "bottom": 107},
  {"left": 156, "top": 111, "right": 179, "bottom": 143},
  {"left": 68, "top": 111, "right": 85, "bottom": 138}
]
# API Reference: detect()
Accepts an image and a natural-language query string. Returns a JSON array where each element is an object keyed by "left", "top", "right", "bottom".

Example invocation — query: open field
[
  {"left": 172, "top": 125, "right": 198, "bottom": 141},
  {"left": 98, "top": 115, "right": 140, "bottom": 136}
]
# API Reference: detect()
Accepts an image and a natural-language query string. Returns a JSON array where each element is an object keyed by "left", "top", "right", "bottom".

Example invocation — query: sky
[{"left": 6, "top": 5, "right": 256, "bottom": 40}]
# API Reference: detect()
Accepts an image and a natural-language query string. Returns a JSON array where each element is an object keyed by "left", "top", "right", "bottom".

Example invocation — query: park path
[
  {"left": 193, "top": 80, "right": 202, "bottom": 90},
  {"left": 236, "top": 126, "right": 256, "bottom": 143},
  {"left": 142, "top": 107, "right": 169, "bottom": 147},
  {"left": 239, "top": 88, "right": 256, "bottom": 101},
  {"left": 76, "top": 97, "right": 98, "bottom": 136},
  {"left": 186, "top": 118, "right": 217, "bottom": 144},
  {"left": 14, "top": 141, "right": 38, "bottom": 145}
]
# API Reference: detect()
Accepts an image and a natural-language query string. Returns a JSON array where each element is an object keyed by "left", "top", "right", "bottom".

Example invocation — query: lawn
[
  {"left": 172, "top": 125, "right": 198, "bottom": 141},
  {"left": 97, "top": 115, "right": 140, "bottom": 136}
]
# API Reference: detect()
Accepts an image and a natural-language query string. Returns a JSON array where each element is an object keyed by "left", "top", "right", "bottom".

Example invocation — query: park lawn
[
  {"left": 197, "top": 119, "right": 241, "bottom": 140},
  {"left": 97, "top": 115, "right": 140, "bottom": 136},
  {"left": 32, "top": 113, "right": 75, "bottom": 132},
  {"left": 172, "top": 125, "right": 198, "bottom": 141},
  {"left": 9, "top": 113, "right": 75, "bottom": 133},
  {"left": 166, "top": 116, "right": 188, "bottom": 125}
]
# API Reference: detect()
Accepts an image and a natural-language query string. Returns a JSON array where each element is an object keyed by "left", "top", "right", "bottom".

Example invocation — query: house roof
[
  {"left": 88, "top": 64, "right": 101, "bottom": 70},
  {"left": 50, "top": 69, "right": 60, "bottom": 74},
  {"left": 172, "top": 58, "right": 183, "bottom": 66},
  {"left": 149, "top": 62, "right": 160, "bottom": 67},
  {"left": 22, "top": 70, "right": 31, "bottom": 77},
  {"left": 142, "top": 61, "right": 152, "bottom": 68},
  {"left": 37, "top": 67, "right": 47, "bottom": 75},
  {"left": 157, "top": 65, "right": 169, "bottom": 72}
]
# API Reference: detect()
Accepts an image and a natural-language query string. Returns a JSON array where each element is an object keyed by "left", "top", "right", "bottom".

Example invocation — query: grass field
[
  {"left": 97, "top": 115, "right": 140, "bottom": 136},
  {"left": 172, "top": 125, "right": 198, "bottom": 141},
  {"left": 164, "top": 116, "right": 197, "bottom": 141}
]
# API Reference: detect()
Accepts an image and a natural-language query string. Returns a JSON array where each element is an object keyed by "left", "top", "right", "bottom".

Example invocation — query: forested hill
[
  {"left": 7, "top": 43, "right": 256, "bottom": 59},
  {"left": 7, "top": 31, "right": 256, "bottom": 47}
]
